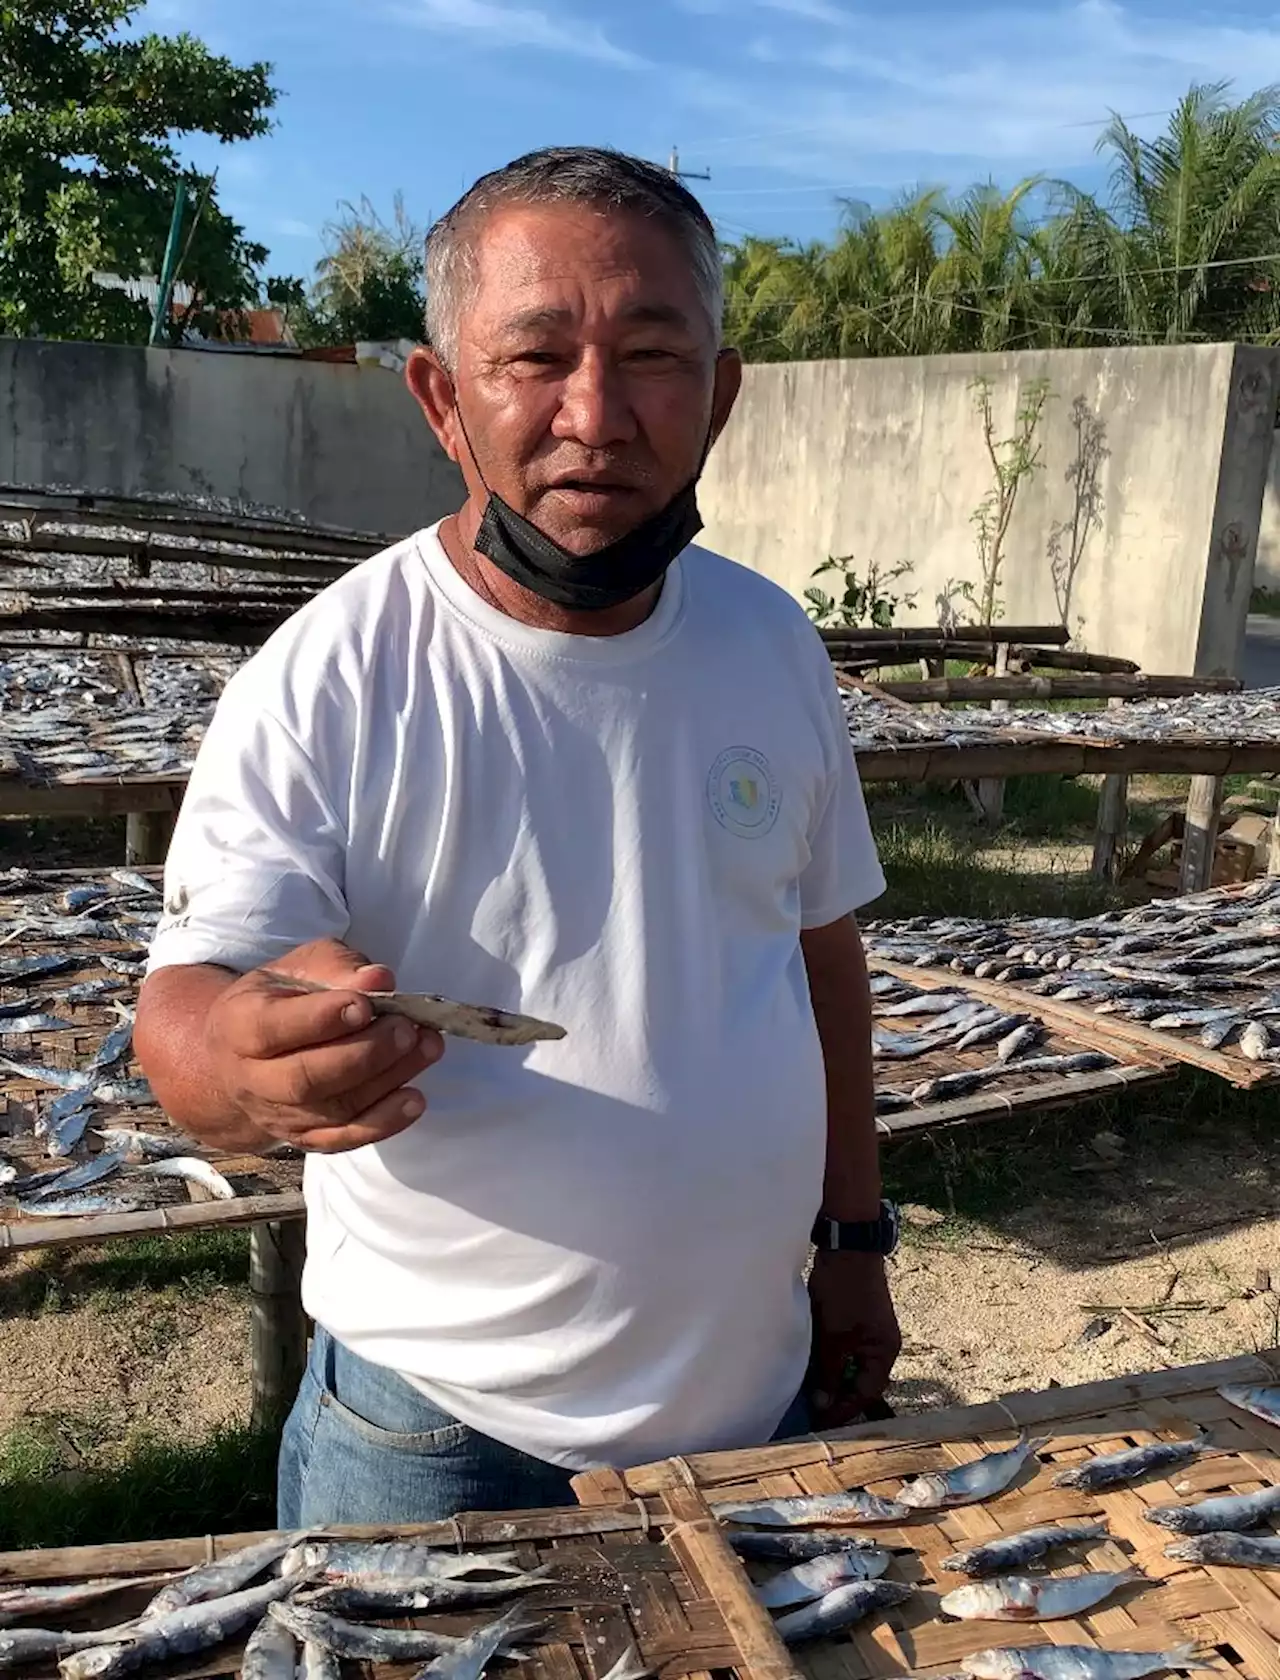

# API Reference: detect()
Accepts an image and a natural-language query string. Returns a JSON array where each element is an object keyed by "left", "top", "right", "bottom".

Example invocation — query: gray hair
[{"left": 424, "top": 146, "right": 724, "bottom": 368}]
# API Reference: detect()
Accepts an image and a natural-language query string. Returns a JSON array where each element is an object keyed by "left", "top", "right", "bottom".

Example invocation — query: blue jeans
[{"left": 278, "top": 1324, "right": 811, "bottom": 1526}]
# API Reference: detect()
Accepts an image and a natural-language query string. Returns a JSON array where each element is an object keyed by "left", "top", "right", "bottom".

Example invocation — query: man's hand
[
  {"left": 806, "top": 1249, "right": 902, "bottom": 1431},
  {"left": 204, "top": 939, "right": 445, "bottom": 1154}
]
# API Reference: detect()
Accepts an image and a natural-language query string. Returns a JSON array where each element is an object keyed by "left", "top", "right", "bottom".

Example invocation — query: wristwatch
[{"left": 811, "top": 1199, "right": 901, "bottom": 1257}]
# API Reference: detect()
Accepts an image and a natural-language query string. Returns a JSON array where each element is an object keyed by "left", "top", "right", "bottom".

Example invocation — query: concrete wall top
[
  {"left": 698, "top": 342, "right": 1269, "bottom": 674},
  {"left": 0, "top": 337, "right": 463, "bottom": 538}
]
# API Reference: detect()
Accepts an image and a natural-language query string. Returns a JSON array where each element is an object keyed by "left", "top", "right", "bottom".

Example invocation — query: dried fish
[
  {"left": 127, "top": 1157, "right": 235, "bottom": 1200},
  {"left": 772, "top": 1579, "right": 913, "bottom": 1644},
  {"left": 59, "top": 1576, "right": 295, "bottom": 1680},
  {"left": 26, "top": 1151, "right": 126, "bottom": 1199},
  {"left": 13, "top": 1192, "right": 149, "bottom": 1219},
  {"left": 1165, "top": 1531, "right": 1280, "bottom": 1567},
  {"left": 2, "top": 1627, "right": 139, "bottom": 1672},
  {"left": 898, "top": 1434, "right": 1047, "bottom": 1509},
  {"left": 408, "top": 1605, "right": 545, "bottom": 1680},
  {"left": 281, "top": 1541, "right": 525, "bottom": 1581},
  {"left": 941, "top": 1571, "right": 1144, "bottom": 1622},
  {"left": 56, "top": 980, "right": 125, "bottom": 1003},
  {"left": 1144, "top": 1484, "right": 1280, "bottom": 1533},
  {"left": 1241, "top": 1021, "right": 1272, "bottom": 1060},
  {"left": 878, "top": 992, "right": 972, "bottom": 1018},
  {"left": 755, "top": 1550, "right": 891, "bottom": 1608},
  {"left": 711, "top": 1489, "right": 910, "bottom": 1526},
  {"left": 960, "top": 1644, "right": 1211, "bottom": 1680},
  {"left": 259, "top": 972, "right": 566, "bottom": 1047},
  {"left": 266, "top": 1602, "right": 461, "bottom": 1663},
  {"left": 242, "top": 1615, "right": 298, "bottom": 1680},
  {"left": 294, "top": 1566, "right": 552, "bottom": 1615},
  {"left": 939, "top": 1522, "right": 1109, "bottom": 1577},
  {"left": 0, "top": 1014, "right": 75, "bottom": 1035},
  {"left": 996, "top": 1022, "right": 1044, "bottom": 1063},
  {"left": 95, "top": 1128, "right": 199, "bottom": 1160},
  {"left": 143, "top": 1532, "right": 307, "bottom": 1618},
  {"left": 727, "top": 1531, "right": 891, "bottom": 1563},
  {"left": 0, "top": 1578, "right": 174, "bottom": 1628},
  {"left": 912, "top": 1052, "right": 1115, "bottom": 1105},
  {"left": 1052, "top": 1429, "right": 1210, "bottom": 1491},
  {"left": 0, "top": 954, "right": 77, "bottom": 982},
  {"left": 1218, "top": 1383, "right": 1280, "bottom": 1427}
]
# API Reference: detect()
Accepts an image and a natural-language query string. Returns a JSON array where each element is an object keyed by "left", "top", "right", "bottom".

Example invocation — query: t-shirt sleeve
[
  {"left": 146, "top": 682, "right": 350, "bottom": 977},
  {"left": 797, "top": 636, "right": 885, "bottom": 929}
]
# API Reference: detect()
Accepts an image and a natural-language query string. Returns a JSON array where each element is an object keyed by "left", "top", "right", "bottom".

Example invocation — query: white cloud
[
  {"left": 272, "top": 218, "right": 315, "bottom": 239},
  {"left": 669, "top": 0, "right": 1280, "bottom": 197},
  {"left": 396, "top": 0, "right": 643, "bottom": 66}
]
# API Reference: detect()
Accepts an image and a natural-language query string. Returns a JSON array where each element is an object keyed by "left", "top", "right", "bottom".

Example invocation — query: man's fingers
[
  {"left": 271, "top": 939, "right": 397, "bottom": 993},
  {"left": 222, "top": 985, "right": 379, "bottom": 1059},
  {"left": 252, "top": 1020, "right": 443, "bottom": 1110},
  {"left": 290, "top": 1087, "right": 428, "bottom": 1155}
]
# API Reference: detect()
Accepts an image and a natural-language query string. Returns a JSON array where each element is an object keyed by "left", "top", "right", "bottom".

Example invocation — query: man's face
[{"left": 420, "top": 202, "right": 739, "bottom": 557}]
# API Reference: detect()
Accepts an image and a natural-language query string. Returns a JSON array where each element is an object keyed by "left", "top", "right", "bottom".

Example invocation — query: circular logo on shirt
[{"left": 708, "top": 746, "right": 782, "bottom": 839}]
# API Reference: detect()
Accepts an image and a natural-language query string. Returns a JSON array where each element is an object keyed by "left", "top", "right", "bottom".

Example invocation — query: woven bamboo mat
[
  {"left": 575, "top": 1353, "right": 1280, "bottom": 1680},
  {"left": 0, "top": 1504, "right": 801, "bottom": 1680}
]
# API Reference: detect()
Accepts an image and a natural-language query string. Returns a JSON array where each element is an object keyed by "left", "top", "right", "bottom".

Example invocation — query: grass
[
  {"left": 872, "top": 816, "right": 1123, "bottom": 920},
  {"left": 0, "top": 1418, "right": 279, "bottom": 1549},
  {"left": 0, "top": 1229, "right": 250, "bottom": 1320},
  {"left": 1251, "top": 586, "right": 1280, "bottom": 618},
  {"left": 0, "top": 817, "right": 126, "bottom": 870}
]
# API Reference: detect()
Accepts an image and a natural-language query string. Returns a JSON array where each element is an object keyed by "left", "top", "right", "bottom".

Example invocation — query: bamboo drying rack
[
  {"left": 0, "top": 1503, "right": 805, "bottom": 1680},
  {"left": 575, "top": 1352, "right": 1280, "bottom": 1680}
]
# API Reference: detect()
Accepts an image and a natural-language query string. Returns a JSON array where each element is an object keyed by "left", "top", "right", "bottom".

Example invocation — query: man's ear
[
  {"left": 710, "top": 346, "right": 743, "bottom": 446},
  {"left": 406, "top": 348, "right": 462, "bottom": 463}
]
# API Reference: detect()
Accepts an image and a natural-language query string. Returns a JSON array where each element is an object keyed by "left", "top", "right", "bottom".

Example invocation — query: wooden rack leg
[
  {"left": 1180, "top": 775, "right": 1224, "bottom": 896},
  {"left": 250, "top": 1219, "right": 308, "bottom": 1431},
  {"left": 125, "top": 809, "right": 175, "bottom": 867},
  {"left": 1091, "top": 700, "right": 1130, "bottom": 882},
  {"left": 975, "top": 641, "right": 1010, "bottom": 824},
  {"left": 1270, "top": 795, "right": 1280, "bottom": 877}
]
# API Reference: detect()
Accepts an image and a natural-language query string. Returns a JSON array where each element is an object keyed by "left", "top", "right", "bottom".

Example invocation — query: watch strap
[{"left": 811, "top": 1200, "right": 900, "bottom": 1256}]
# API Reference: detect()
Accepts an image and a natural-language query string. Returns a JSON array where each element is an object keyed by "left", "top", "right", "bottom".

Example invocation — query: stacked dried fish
[
  {"left": 868, "top": 971, "right": 1120, "bottom": 1113},
  {"left": 863, "top": 876, "right": 1280, "bottom": 1077},
  {"left": 843, "top": 687, "right": 1280, "bottom": 751}
]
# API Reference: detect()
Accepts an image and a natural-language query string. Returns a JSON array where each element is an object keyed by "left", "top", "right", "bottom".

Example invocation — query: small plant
[
  {"left": 1047, "top": 396, "right": 1109, "bottom": 628},
  {"left": 970, "top": 376, "right": 1053, "bottom": 625},
  {"left": 804, "top": 555, "right": 918, "bottom": 629},
  {"left": 935, "top": 576, "right": 979, "bottom": 632}
]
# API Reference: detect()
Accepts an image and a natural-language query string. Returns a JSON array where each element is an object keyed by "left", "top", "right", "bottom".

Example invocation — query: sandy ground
[
  {"left": 1, "top": 1204, "right": 1276, "bottom": 1451},
  {"left": 0, "top": 1274, "right": 250, "bottom": 1446}
]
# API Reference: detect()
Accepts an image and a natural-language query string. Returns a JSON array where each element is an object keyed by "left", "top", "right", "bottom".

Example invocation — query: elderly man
[{"left": 136, "top": 146, "right": 899, "bottom": 1526}]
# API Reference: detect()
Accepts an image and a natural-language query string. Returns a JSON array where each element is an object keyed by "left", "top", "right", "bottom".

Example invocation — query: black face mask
[{"left": 454, "top": 400, "right": 711, "bottom": 613}]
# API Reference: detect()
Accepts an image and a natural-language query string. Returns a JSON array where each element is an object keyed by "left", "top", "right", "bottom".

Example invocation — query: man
[{"left": 136, "top": 146, "right": 900, "bottom": 1526}]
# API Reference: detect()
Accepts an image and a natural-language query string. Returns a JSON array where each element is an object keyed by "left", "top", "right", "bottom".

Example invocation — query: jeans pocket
[{"left": 318, "top": 1388, "right": 473, "bottom": 1456}]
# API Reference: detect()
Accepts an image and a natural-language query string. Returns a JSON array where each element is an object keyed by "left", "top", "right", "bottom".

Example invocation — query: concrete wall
[
  {"left": 699, "top": 344, "right": 1280, "bottom": 676},
  {"left": 0, "top": 338, "right": 462, "bottom": 537},
  {"left": 1250, "top": 429, "right": 1280, "bottom": 596}
]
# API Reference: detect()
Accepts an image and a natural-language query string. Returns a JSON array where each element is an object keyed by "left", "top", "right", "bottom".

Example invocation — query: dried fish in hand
[
  {"left": 961, "top": 1644, "right": 1212, "bottom": 1680},
  {"left": 756, "top": 1550, "right": 890, "bottom": 1608},
  {"left": 898, "top": 1434, "right": 1047, "bottom": 1510},
  {"left": 259, "top": 972, "right": 566, "bottom": 1047},
  {"left": 728, "top": 1531, "right": 891, "bottom": 1563},
  {"left": 1218, "top": 1383, "right": 1280, "bottom": 1427},
  {"left": 711, "top": 1488, "right": 911, "bottom": 1527},
  {"left": 772, "top": 1580, "right": 913, "bottom": 1644},
  {"left": 941, "top": 1570, "right": 1145, "bottom": 1622},
  {"left": 1144, "top": 1484, "right": 1280, "bottom": 1533},
  {"left": 1165, "top": 1531, "right": 1280, "bottom": 1567},
  {"left": 1052, "top": 1429, "right": 1210, "bottom": 1491},
  {"left": 939, "top": 1522, "right": 1109, "bottom": 1577}
]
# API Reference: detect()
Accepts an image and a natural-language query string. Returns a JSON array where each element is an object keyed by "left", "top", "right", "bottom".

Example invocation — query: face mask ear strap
[{"left": 449, "top": 386, "right": 495, "bottom": 501}]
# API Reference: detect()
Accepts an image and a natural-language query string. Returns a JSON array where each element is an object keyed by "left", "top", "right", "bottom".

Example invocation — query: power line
[{"left": 667, "top": 145, "right": 711, "bottom": 183}]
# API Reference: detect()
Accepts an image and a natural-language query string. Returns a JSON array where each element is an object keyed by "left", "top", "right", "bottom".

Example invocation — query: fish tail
[
  {"left": 1164, "top": 1644, "right": 1215, "bottom": 1671},
  {"left": 1021, "top": 1435, "right": 1052, "bottom": 1456}
]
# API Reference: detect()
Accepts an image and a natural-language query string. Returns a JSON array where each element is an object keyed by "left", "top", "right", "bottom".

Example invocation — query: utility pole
[{"left": 668, "top": 146, "right": 711, "bottom": 184}]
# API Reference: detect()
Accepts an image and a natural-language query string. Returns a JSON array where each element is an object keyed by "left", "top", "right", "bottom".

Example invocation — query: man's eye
[
  {"left": 514, "top": 350, "right": 562, "bottom": 366},
  {"left": 629, "top": 347, "right": 675, "bottom": 361}
]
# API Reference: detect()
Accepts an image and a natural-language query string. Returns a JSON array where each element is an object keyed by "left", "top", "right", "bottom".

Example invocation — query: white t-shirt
[{"left": 148, "top": 524, "right": 884, "bottom": 1471}]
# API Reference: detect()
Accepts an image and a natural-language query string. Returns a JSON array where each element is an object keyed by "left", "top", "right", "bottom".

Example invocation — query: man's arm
[
  {"left": 135, "top": 941, "right": 443, "bottom": 1157},
  {"left": 800, "top": 913, "right": 901, "bottom": 1427}
]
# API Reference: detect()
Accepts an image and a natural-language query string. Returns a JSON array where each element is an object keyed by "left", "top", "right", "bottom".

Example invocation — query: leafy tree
[
  {"left": 0, "top": 1, "right": 278, "bottom": 342},
  {"left": 272, "top": 194, "right": 426, "bottom": 348},
  {"left": 721, "top": 81, "right": 1280, "bottom": 362}
]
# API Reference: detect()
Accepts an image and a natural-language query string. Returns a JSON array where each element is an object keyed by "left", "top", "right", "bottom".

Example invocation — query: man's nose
[{"left": 550, "top": 350, "right": 637, "bottom": 448}]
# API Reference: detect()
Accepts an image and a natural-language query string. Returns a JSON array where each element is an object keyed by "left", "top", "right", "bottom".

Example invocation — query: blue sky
[{"left": 140, "top": 0, "right": 1280, "bottom": 283}]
